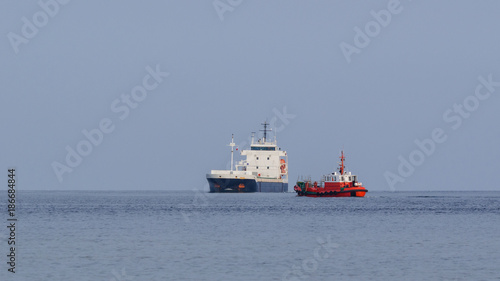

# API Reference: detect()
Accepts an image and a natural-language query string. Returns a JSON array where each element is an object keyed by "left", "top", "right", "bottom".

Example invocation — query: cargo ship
[
  {"left": 206, "top": 122, "right": 288, "bottom": 192},
  {"left": 294, "top": 151, "right": 367, "bottom": 197}
]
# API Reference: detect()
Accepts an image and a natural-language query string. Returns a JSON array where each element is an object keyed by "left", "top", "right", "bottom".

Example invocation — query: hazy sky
[{"left": 1, "top": 0, "right": 499, "bottom": 191}]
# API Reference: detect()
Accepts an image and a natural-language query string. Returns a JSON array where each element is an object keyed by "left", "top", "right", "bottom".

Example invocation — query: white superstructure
[{"left": 235, "top": 132, "right": 288, "bottom": 182}]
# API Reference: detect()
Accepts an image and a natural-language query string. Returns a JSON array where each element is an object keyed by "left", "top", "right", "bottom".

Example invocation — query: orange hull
[{"left": 294, "top": 185, "right": 367, "bottom": 197}]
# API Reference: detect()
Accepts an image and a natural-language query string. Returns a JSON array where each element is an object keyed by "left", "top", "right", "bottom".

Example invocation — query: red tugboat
[{"left": 294, "top": 151, "right": 368, "bottom": 197}]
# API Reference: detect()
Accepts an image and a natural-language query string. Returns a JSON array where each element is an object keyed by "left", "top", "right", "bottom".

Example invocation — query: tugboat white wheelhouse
[{"left": 206, "top": 122, "right": 288, "bottom": 192}]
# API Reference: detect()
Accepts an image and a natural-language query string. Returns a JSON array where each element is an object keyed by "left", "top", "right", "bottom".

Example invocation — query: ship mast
[
  {"left": 229, "top": 134, "right": 236, "bottom": 172},
  {"left": 339, "top": 150, "right": 345, "bottom": 175},
  {"left": 260, "top": 121, "right": 271, "bottom": 143}
]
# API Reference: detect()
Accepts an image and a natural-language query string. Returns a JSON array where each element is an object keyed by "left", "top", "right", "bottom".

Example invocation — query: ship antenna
[{"left": 260, "top": 121, "right": 271, "bottom": 143}]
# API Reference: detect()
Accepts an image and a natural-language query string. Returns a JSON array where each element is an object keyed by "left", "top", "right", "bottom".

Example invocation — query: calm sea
[{"left": 1, "top": 191, "right": 499, "bottom": 281}]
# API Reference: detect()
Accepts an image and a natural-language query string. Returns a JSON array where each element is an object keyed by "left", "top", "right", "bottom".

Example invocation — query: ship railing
[{"left": 210, "top": 170, "right": 253, "bottom": 175}]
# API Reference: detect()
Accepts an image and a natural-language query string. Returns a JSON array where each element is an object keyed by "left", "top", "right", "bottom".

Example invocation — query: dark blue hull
[
  {"left": 207, "top": 178, "right": 288, "bottom": 193},
  {"left": 207, "top": 178, "right": 258, "bottom": 193}
]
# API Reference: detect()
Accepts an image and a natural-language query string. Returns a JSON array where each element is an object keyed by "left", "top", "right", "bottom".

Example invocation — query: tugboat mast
[{"left": 339, "top": 150, "right": 345, "bottom": 175}]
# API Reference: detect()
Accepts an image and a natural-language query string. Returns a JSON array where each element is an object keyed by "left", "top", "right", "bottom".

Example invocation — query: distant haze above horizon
[{"left": 2, "top": 1, "right": 499, "bottom": 191}]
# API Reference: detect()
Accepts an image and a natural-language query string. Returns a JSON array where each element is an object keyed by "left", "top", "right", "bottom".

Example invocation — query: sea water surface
[{"left": 1, "top": 191, "right": 499, "bottom": 281}]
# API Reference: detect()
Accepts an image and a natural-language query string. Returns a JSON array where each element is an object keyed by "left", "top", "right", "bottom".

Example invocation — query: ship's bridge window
[{"left": 251, "top": 146, "right": 276, "bottom": 151}]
